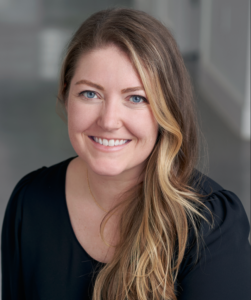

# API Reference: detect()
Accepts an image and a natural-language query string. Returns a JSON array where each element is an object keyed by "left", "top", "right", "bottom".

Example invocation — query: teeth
[
  {"left": 108, "top": 140, "right": 114, "bottom": 147},
  {"left": 93, "top": 137, "right": 128, "bottom": 147},
  {"left": 103, "top": 139, "right": 108, "bottom": 146}
]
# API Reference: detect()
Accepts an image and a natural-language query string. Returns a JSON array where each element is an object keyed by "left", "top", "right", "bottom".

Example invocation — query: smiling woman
[
  {"left": 1, "top": 8, "right": 250, "bottom": 300},
  {"left": 66, "top": 46, "right": 158, "bottom": 177}
]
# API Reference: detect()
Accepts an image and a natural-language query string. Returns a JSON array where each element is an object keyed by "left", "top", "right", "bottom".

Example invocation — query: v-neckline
[{"left": 61, "top": 157, "right": 106, "bottom": 266}]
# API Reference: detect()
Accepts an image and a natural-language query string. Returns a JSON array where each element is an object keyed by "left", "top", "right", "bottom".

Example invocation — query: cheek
[
  {"left": 129, "top": 110, "right": 158, "bottom": 144},
  {"left": 67, "top": 102, "right": 96, "bottom": 133}
]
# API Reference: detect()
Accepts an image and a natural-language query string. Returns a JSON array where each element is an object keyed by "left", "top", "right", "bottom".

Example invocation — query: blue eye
[
  {"left": 129, "top": 95, "right": 145, "bottom": 103},
  {"left": 82, "top": 91, "right": 97, "bottom": 98}
]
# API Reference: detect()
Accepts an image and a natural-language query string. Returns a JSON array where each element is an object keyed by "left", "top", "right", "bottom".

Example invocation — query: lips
[{"left": 90, "top": 136, "right": 130, "bottom": 147}]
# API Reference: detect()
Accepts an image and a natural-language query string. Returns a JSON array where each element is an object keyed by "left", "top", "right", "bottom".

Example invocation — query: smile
[{"left": 90, "top": 136, "right": 130, "bottom": 147}]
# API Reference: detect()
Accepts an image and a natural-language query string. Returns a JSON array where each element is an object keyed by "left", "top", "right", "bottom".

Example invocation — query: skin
[{"left": 65, "top": 45, "right": 158, "bottom": 263}]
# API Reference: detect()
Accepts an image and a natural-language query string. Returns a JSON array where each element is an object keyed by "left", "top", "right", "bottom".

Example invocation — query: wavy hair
[{"left": 58, "top": 8, "right": 209, "bottom": 300}]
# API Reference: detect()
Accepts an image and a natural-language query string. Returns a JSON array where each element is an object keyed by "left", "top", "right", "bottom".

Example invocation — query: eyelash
[
  {"left": 78, "top": 90, "right": 148, "bottom": 104},
  {"left": 129, "top": 95, "right": 148, "bottom": 104},
  {"left": 79, "top": 90, "right": 98, "bottom": 99}
]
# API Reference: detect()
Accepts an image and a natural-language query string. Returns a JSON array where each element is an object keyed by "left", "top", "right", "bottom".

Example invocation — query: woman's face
[{"left": 66, "top": 45, "right": 158, "bottom": 177}]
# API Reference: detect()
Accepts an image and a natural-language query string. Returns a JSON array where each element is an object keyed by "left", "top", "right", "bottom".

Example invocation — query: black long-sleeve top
[{"left": 1, "top": 157, "right": 250, "bottom": 299}]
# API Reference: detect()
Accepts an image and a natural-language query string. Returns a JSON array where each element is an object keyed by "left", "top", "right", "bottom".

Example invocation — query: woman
[{"left": 2, "top": 8, "right": 250, "bottom": 300}]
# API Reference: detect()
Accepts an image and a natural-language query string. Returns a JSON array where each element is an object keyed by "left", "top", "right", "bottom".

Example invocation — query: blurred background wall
[
  {"left": 135, "top": 0, "right": 250, "bottom": 139},
  {"left": 0, "top": 0, "right": 250, "bottom": 293}
]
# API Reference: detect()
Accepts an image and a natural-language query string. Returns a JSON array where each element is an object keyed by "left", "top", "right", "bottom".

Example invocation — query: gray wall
[
  {"left": 134, "top": 0, "right": 201, "bottom": 54},
  {"left": 134, "top": 0, "right": 250, "bottom": 140},
  {"left": 199, "top": 0, "right": 250, "bottom": 139}
]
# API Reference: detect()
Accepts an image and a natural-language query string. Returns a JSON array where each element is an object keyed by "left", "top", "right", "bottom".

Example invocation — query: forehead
[{"left": 71, "top": 45, "right": 143, "bottom": 88}]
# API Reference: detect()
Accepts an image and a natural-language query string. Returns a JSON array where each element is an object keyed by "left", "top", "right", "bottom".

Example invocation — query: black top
[{"left": 1, "top": 157, "right": 250, "bottom": 300}]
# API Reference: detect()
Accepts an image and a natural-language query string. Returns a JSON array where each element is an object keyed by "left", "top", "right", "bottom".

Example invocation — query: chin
[{"left": 88, "top": 161, "right": 127, "bottom": 177}]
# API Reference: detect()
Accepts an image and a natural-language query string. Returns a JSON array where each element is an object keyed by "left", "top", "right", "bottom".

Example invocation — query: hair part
[{"left": 58, "top": 8, "right": 211, "bottom": 300}]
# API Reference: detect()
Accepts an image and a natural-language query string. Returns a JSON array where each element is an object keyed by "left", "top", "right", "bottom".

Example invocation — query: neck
[
  {"left": 70, "top": 157, "right": 144, "bottom": 212},
  {"left": 87, "top": 164, "right": 144, "bottom": 212}
]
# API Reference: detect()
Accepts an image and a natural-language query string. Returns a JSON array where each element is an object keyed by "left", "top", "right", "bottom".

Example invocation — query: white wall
[
  {"left": 242, "top": 18, "right": 250, "bottom": 139},
  {"left": 199, "top": 0, "right": 250, "bottom": 139}
]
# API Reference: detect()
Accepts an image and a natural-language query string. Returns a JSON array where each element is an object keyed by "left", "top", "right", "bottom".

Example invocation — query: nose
[{"left": 97, "top": 98, "right": 122, "bottom": 131}]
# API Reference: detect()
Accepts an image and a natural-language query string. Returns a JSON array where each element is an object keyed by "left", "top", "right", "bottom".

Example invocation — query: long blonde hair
[{"left": 58, "top": 8, "right": 209, "bottom": 300}]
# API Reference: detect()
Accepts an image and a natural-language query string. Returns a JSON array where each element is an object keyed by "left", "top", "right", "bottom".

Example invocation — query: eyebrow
[
  {"left": 75, "top": 79, "right": 144, "bottom": 94},
  {"left": 121, "top": 86, "right": 144, "bottom": 94},
  {"left": 75, "top": 80, "right": 104, "bottom": 91}
]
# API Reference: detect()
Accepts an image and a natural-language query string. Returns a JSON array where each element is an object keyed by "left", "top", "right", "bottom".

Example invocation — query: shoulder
[
  {"left": 191, "top": 170, "right": 246, "bottom": 221},
  {"left": 193, "top": 170, "right": 249, "bottom": 231},
  {"left": 190, "top": 170, "right": 250, "bottom": 241},
  {"left": 177, "top": 172, "right": 251, "bottom": 299},
  {"left": 186, "top": 171, "right": 251, "bottom": 271},
  {"left": 191, "top": 169, "right": 223, "bottom": 196},
  {"left": 3, "top": 157, "right": 75, "bottom": 221},
  {"left": 14, "top": 157, "right": 74, "bottom": 192}
]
